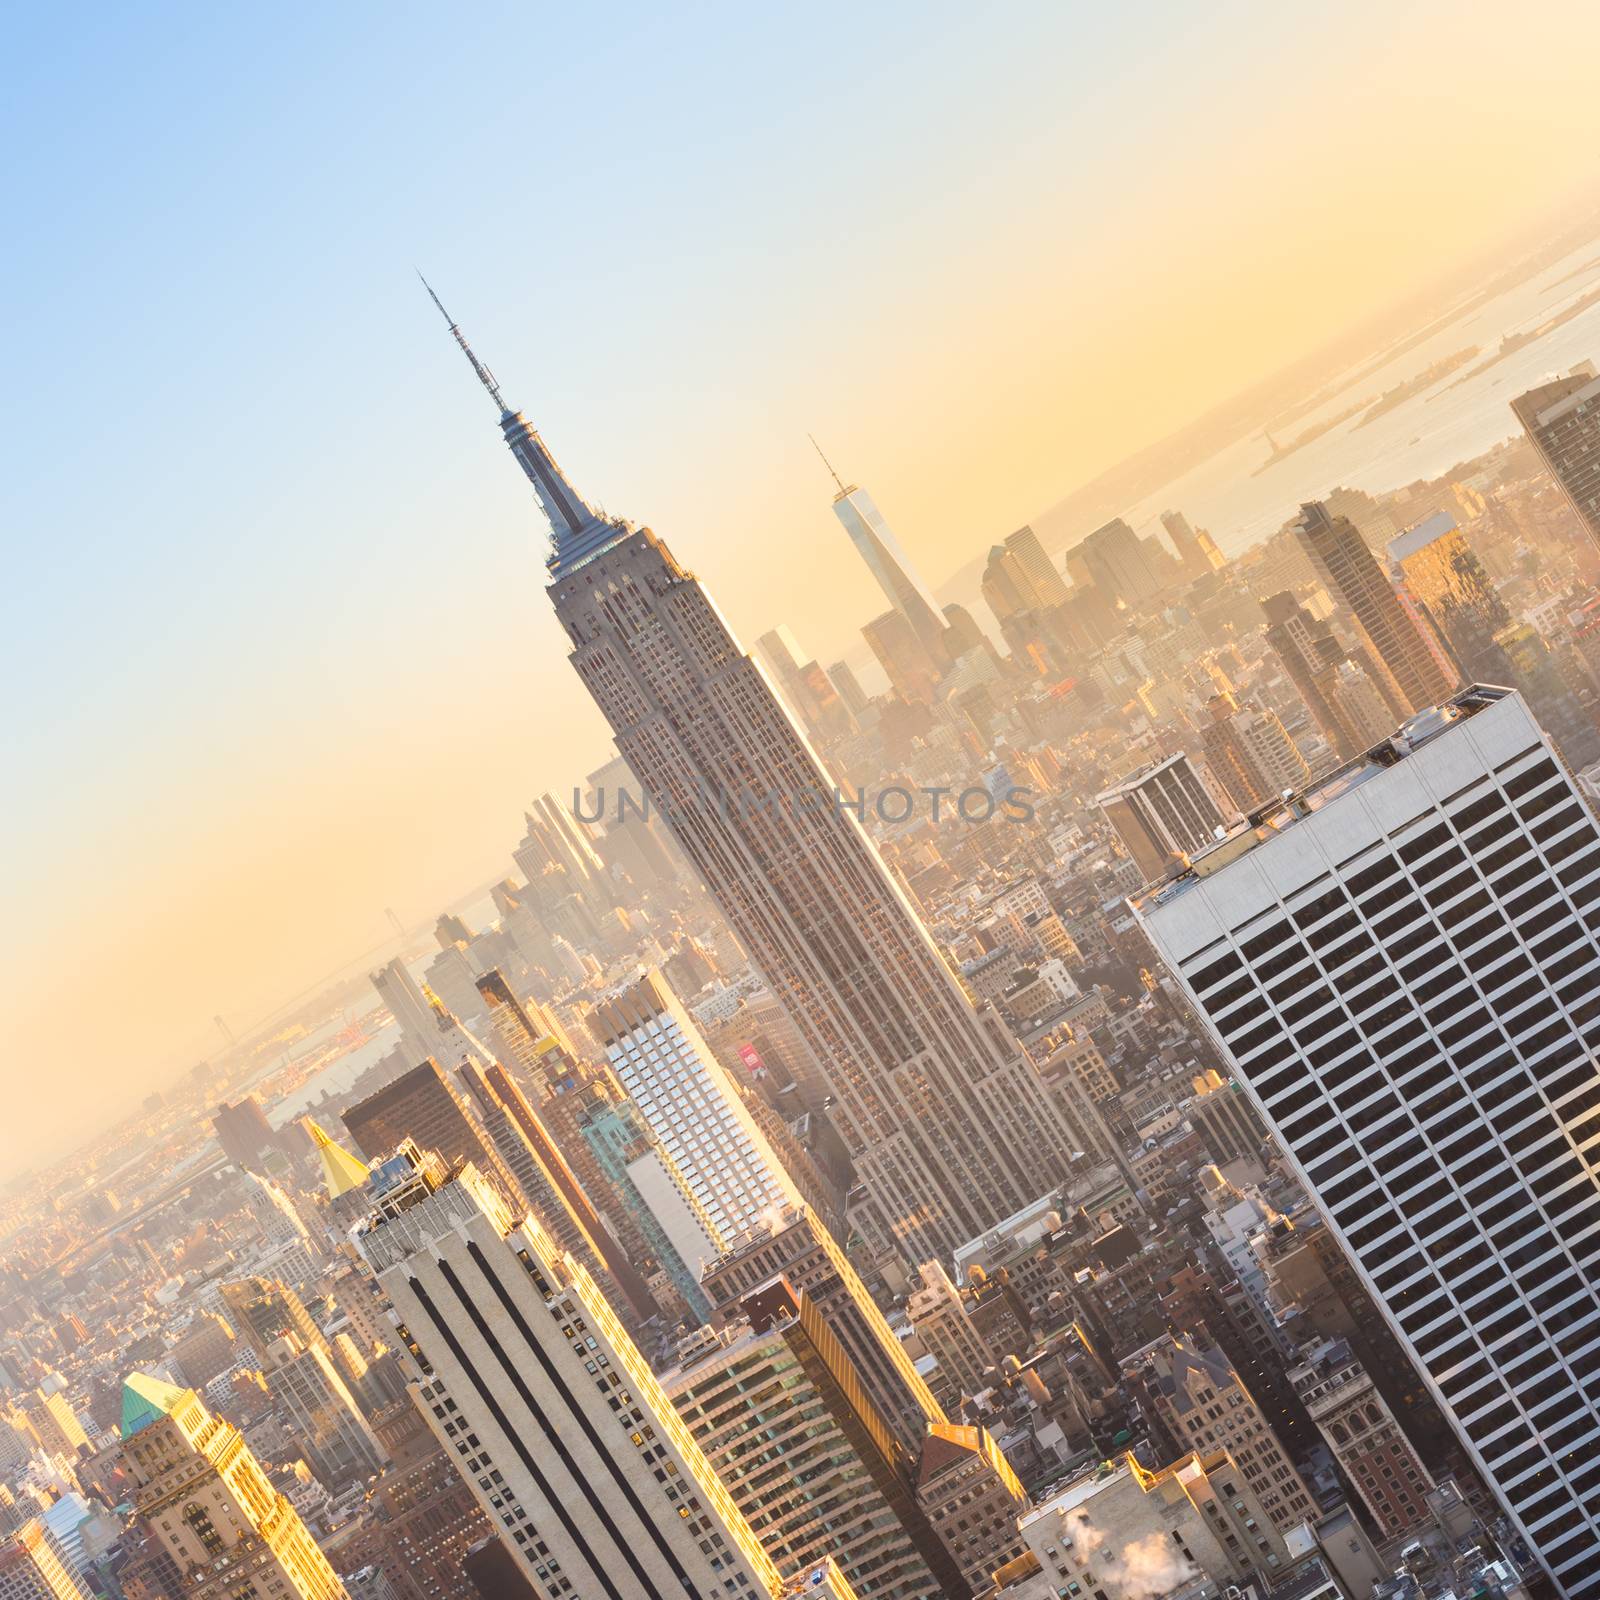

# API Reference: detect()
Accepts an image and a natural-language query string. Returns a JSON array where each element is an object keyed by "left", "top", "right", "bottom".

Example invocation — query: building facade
[
  {"left": 1136, "top": 686, "right": 1600, "bottom": 1596},
  {"left": 353, "top": 1145, "right": 789, "bottom": 1600},
  {"left": 117, "top": 1373, "right": 348, "bottom": 1600}
]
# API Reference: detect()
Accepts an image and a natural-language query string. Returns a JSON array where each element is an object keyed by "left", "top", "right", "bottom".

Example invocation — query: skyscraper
[
  {"left": 117, "top": 1373, "right": 349, "bottom": 1600},
  {"left": 1068, "top": 517, "right": 1164, "bottom": 609},
  {"left": 667, "top": 1278, "right": 966, "bottom": 1600},
  {"left": 426, "top": 289, "right": 1080, "bottom": 1259},
  {"left": 1135, "top": 686, "right": 1600, "bottom": 1597},
  {"left": 861, "top": 607, "right": 941, "bottom": 705},
  {"left": 1388, "top": 513, "right": 1511, "bottom": 682},
  {"left": 351, "top": 1145, "right": 804, "bottom": 1599},
  {"left": 812, "top": 442, "right": 948, "bottom": 665},
  {"left": 979, "top": 543, "right": 1044, "bottom": 623},
  {"left": 1096, "top": 752, "right": 1227, "bottom": 881},
  {"left": 586, "top": 971, "right": 802, "bottom": 1260},
  {"left": 371, "top": 960, "right": 457, "bottom": 1069},
  {"left": 1512, "top": 361, "right": 1600, "bottom": 550},
  {"left": 1160, "top": 509, "right": 1213, "bottom": 578},
  {"left": 1199, "top": 693, "right": 1311, "bottom": 812},
  {"left": 0, "top": 1522, "right": 93, "bottom": 1600},
  {"left": 1260, "top": 590, "right": 1401, "bottom": 761},
  {"left": 1294, "top": 500, "right": 1458, "bottom": 715},
  {"left": 342, "top": 1060, "right": 522, "bottom": 1213},
  {"left": 1003, "top": 526, "right": 1068, "bottom": 607},
  {"left": 698, "top": 1203, "right": 947, "bottom": 1458}
]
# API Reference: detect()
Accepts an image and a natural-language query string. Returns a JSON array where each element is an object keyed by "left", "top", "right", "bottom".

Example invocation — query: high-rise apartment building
[
  {"left": 1261, "top": 591, "right": 1401, "bottom": 762},
  {"left": 1200, "top": 694, "right": 1312, "bottom": 813},
  {"left": 1097, "top": 752, "right": 1227, "bottom": 881},
  {"left": 351, "top": 1144, "right": 795, "bottom": 1600},
  {"left": 1135, "top": 685, "right": 1600, "bottom": 1596},
  {"left": 1512, "top": 362, "right": 1600, "bottom": 549},
  {"left": 904, "top": 1261, "right": 999, "bottom": 1404},
  {"left": 429, "top": 291, "right": 1080, "bottom": 1261},
  {"left": 912, "top": 1425, "right": 1028, "bottom": 1595},
  {"left": 586, "top": 971, "right": 802, "bottom": 1260},
  {"left": 0, "top": 1522, "right": 93, "bottom": 1600},
  {"left": 699, "top": 1204, "right": 946, "bottom": 1458},
  {"left": 815, "top": 451, "right": 948, "bottom": 665},
  {"left": 1003, "top": 526, "right": 1068, "bottom": 607},
  {"left": 118, "top": 1372, "right": 349, "bottom": 1600},
  {"left": 666, "top": 1280, "right": 962, "bottom": 1599},
  {"left": 1294, "top": 501, "right": 1458, "bottom": 715}
]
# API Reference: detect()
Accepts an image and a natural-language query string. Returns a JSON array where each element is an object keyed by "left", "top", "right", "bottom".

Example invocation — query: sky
[{"left": 4, "top": 0, "right": 1600, "bottom": 1176}]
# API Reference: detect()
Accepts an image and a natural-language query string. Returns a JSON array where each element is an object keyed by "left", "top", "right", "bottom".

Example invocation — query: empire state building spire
[{"left": 419, "top": 277, "right": 621, "bottom": 575}]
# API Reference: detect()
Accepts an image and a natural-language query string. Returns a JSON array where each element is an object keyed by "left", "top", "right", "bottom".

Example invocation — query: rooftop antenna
[
  {"left": 808, "top": 434, "right": 850, "bottom": 497},
  {"left": 418, "top": 271, "right": 509, "bottom": 415}
]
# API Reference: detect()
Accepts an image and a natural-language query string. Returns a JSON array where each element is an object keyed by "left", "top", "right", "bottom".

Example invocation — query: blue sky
[{"left": 4, "top": 0, "right": 1597, "bottom": 1173}]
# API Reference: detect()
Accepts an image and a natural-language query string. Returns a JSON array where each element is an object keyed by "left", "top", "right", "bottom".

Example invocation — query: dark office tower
[
  {"left": 813, "top": 441, "right": 949, "bottom": 665},
  {"left": 1003, "top": 525, "right": 1068, "bottom": 606},
  {"left": 940, "top": 603, "right": 986, "bottom": 661},
  {"left": 979, "top": 543, "right": 1042, "bottom": 622},
  {"left": 342, "top": 1060, "right": 525, "bottom": 1217},
  {"left": 428, "top": 291, "right": 1079, "bottom": 1261},
  {"left": 1160, "top": 509, "right": 1211, "bottom": 578},
  {"left": 1512, "top": 362, "right": 1600, "bottom": 550},
  {"left": 211, "top": 1097, "right": 278, "bottom": 1171},
  {"left": 1261, "top": 591, "right": 1401, "bottom": 760},
  {"left": 1294, "top": 501, "right": 1459, "bottom": 716},
  {"left": 1096, "top": 753, "right": 1227, "bottom": 881},
  {"left": 1071, "top": 517, "right": 1164, "bottom": 609},
  {"left": 1136, "top": 686, "right": 1600, "bottom": 1599},
  {"left": 826, "top": 660, "right": 870, "bottom": 718},
  {"left": 861, "top": 607, "right": 941, "bottom": 704}
]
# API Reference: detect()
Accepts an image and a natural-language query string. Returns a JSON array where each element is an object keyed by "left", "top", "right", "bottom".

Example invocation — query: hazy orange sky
[{"left": 7, "top": 0, "right": 1600, "bottom": 1176}]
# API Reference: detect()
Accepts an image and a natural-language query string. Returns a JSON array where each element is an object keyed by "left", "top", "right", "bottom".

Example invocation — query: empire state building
[{"left": 424, "top": 285, "right": 1090, "bottom": 1258}]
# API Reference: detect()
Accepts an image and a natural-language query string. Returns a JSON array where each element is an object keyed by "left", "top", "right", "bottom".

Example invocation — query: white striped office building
[{"left": 1136, "top": 688, "right": 1600, "bottom": 1596}]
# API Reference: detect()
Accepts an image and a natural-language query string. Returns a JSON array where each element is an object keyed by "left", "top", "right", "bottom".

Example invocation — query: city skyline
[
  {"left": 10, "top": 4, "right": 1600, "bottom": 1174},
  {"left": 16, "top": 15, "right": 1600, "bottom": 1595}
]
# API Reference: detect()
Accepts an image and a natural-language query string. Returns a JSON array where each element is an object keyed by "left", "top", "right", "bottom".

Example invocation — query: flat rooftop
[{"left": 1129, "top": 684, "right": 1512, "bottom": 915}]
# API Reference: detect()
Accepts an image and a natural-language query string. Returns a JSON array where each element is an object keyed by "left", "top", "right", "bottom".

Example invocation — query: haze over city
[
  {"left": 5, "top": 1, "right": 1599, "bottom": 1173},
  {"left": 10, "top": 5, "right": 1600, "bottom": 1598}
]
